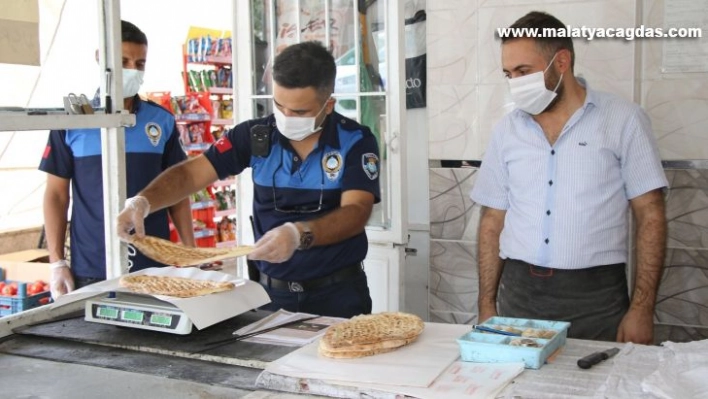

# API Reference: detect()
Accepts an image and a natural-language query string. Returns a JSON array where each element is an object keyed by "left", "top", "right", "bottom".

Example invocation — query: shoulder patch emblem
[
  {"left": 322, "top": 151, "right": 343, "bottom": 181},
  {"left": 145, "top": 122, "right": 162, "bottom": 147},
  {"left": 362, "top": 153, "right": 379, "bottom": 180}
]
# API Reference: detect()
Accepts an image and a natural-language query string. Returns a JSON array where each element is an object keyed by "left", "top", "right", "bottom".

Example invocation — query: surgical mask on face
[
  {"left": 507, "top": 53, "right": 563, "bottom": 115},
  {"left": 123, "top": 69, "right": 144, "bottom": 98},
  {"left": 273, "top": 100, "right": 329, "bottom": 141}
]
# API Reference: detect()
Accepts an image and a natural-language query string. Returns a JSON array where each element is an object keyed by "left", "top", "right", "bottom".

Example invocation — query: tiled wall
[
  {"left": 656, "top": 169, "right": 708, "bottom": 342},
  {"left": 426, "top": 0, "right": 708, "bottom": 340},
  {"left": 428, "top": 167, "right": 481, "bottom": 324}
]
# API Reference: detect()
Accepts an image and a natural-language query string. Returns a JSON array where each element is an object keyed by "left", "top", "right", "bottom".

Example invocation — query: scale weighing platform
[{"left": 85, "top": 293, "right": 193, "bottom": 335}]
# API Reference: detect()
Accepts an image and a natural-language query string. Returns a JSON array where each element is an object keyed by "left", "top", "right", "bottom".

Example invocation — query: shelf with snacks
[
  {"left": 182, "top": 33, "right": 235, "bottom": 144},
  {"left": 213, "top": 183, "right": 238, "bottom": 247}
]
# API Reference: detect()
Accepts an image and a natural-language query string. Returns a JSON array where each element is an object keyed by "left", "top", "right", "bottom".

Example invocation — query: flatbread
[
  {"left": 319, "top": 312, "right": 424, "bottom": 358},
  {"left": 119, "top": 274, "right": 235, "bottom": 298},
  {"left": 318, "top": 345, "right": 400, "bottom": 359},
  {"left": 130, "top": 235, "right": 253, "bottom": 267}
]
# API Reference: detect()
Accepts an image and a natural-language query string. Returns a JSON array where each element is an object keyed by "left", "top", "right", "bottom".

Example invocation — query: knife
[{"left": 577, "top": 347, "right": 620, "bottom": 369}]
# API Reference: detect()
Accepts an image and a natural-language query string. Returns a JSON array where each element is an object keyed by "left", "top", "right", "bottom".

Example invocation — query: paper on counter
[
  {"left": 357, "top": 361, "right": 525, "bottom": 399},
  {"left": 264, "top": 322, "right": 471, "bottom": 388},
  {"left": 597, "top": 343, "right": 662, "bottom": 399},
  {"left": 234, "top": 309, "right": 345, "bottom": 347},
  {"left": 51, "top": 266, "right": 271, "bottom": 329}
]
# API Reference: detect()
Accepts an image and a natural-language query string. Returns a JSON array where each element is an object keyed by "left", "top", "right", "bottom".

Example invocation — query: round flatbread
[
  {"left": 130, "top": 235, "right": 253, "bottom": 267},
  {"left": 319, "top": 312, "right": 425, "bottom": 359},
  {"left": 119, "top": 274, "right": 235, "bottom": 298}
]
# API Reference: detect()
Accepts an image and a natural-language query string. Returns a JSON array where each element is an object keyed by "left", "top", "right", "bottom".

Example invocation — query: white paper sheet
[
  {"left": 234, "top": 309, "right": 345, "bottom": 346},
  {"left": 355, "top": 361, "right": 525, "bottom": 399},
  {"left": 264, "top": 322, "right": 472, "bottom": 388},
  {"left": 51, "top": 267, "right": 271, "bottom": 329}
]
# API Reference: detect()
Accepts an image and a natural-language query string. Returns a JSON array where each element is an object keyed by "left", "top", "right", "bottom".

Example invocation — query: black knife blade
[{"left": 577, "top": 347, "right": 620, "bottom": 369}]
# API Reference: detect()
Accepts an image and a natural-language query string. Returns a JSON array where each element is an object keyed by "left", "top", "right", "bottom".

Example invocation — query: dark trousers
[
  {"left": 498, "top": 259, "right": 629, "bottom": 341},
  {"left": 74, "top": 276, "right": 103, "bottom": 289},
  {"left": 259, "top": 271, "right": 372, "bottom": 318}
]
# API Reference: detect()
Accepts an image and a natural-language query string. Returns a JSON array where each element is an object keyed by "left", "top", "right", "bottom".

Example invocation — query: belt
[
  {"left": 506, "top": 259, "right": 626, "bottom": 278},
  {"left": 259, "top": 263, "right": 364, "bottom": 292}
]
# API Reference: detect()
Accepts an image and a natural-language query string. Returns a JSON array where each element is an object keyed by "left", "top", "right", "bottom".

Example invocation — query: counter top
[{"left": 0, "top": 312, "right": 686, "bottom": 399}]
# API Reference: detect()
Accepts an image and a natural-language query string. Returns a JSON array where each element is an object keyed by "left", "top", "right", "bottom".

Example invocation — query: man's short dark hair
[
  {"left": 272, "top": 41, "right": 336, "bottom": 99},
  {"left": 122, "top": 20, "right": 148, "bottom": 46},
  {"left": 501, "top": 11, "right": 574, "bottom": 70}
]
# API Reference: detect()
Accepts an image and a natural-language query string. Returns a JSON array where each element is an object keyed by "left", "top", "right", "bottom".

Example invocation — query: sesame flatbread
[
  {"left": 319, "top": 312, "right": 425, "bottom": 359},
  {"left": 119, "top": 274, "right": 235, "bottom": 298},
  {"left": 130, "top": 235, "right": 253, "bottom": 267}
]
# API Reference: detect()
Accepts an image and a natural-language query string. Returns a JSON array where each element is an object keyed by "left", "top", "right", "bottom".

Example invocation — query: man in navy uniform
[
  {"left": 40, "top": 21, "right": 195, "bottom": 300},
  {"left": 117, "top": 41, "right": 380, "bottom": 318}
]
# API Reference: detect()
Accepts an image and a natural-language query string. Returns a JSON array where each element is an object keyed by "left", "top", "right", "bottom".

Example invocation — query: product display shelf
[{"left": 181, "top": 35, "right": 238, "bottom": 249}]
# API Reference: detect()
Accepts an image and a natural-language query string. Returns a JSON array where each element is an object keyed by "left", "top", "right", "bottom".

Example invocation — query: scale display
[
  {"left": 150, "top": 314, "right": 173, "bottom": 326},
  {"left": 85, "top": 294, "right": 193, "bottom": 335}
]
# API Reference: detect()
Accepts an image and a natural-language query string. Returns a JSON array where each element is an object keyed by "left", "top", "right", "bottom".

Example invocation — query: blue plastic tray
[{"left": 457, "top": 316, "right": 571, "bottom": 369}]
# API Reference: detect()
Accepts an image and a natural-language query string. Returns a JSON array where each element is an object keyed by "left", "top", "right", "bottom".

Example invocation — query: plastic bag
[{"left": 405, "top": 10, "right": 426, "bottom": 109}]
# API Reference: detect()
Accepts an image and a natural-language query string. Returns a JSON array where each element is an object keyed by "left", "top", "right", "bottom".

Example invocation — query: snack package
[{"left": 221, "top": 99, "right": 233, "bottom": 119}]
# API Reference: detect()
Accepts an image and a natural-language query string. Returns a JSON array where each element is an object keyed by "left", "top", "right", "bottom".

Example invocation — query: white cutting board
[{"left": 263, "top": 322, "right": 472, "bottom": 387}]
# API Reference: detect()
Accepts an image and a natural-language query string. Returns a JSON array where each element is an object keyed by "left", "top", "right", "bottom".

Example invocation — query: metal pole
[{"left": 98, "top": 0, "right": 128, "bottom": 279}]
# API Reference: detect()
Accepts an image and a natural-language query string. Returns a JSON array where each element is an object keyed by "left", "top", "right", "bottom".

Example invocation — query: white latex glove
[
  {"left": 50, "top": 260, "right": 75, "bottom": 300},
  {"left": 117, "top": 196, "right": 150, "bottom": 241},
  {"left": 248, "top": 222, "right": 300, "bottom": 263}
]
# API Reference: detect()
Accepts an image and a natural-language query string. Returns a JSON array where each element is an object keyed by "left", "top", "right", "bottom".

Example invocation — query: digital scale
[{"left": 85, "top": 293, "right": 194, "bottom": 335}]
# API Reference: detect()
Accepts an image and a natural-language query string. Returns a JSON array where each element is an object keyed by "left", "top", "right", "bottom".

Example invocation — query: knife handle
[{"left": 577, "top": 351, "right": 608, "bottom": 369}]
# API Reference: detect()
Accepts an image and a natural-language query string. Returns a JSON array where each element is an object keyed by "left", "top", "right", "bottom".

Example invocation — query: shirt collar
[{"left": 577, "top": 76, "right": 597, "bottom": 109}]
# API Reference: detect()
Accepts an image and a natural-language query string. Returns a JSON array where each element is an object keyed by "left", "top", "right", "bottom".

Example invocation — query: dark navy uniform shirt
[
  {"left": 204, "top": 111, "right": 381, "bottom": 281},
  {"left": 39, "top": 97, "right": 187, "bottom": 279}
]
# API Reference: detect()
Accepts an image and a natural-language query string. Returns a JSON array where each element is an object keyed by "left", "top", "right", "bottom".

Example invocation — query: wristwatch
[{"left": 297, "top": 222, "right": 314, "bottom": 250}]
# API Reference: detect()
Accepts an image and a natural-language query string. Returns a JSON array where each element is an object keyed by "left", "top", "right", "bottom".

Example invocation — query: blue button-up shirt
[
  {"left": 470, "top": 80, "right": 667, "bottom": 269},
  {"left": 204, "top": 111, "right": 381, "bottom": 281}
]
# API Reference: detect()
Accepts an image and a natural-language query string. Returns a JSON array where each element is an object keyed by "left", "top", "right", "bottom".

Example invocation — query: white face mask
[
  {"left": 273, "top": 100, "right": 329, "bottom": 141},
  {"left": 123, "top": 69, "right": 144, "bottom": 98},
  {"left": 507, "top": 53, "right": 563, "bottom": 115}
]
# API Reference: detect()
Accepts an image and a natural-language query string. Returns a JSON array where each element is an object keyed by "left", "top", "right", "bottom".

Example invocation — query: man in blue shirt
[
  {"left": 40, "top": 21, "right": 194, "bottom": 300},
  {"left": 117, "top": 41, "right": 380, "bottom": 318},
  {"left": 471, "top": 11, "right": 667, "bottom": 343}
]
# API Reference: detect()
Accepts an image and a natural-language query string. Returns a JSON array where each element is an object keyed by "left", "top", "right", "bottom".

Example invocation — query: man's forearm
[
  {"left": 304, "top": 202, "right": 372, "bottom": 247},
  {"left": 477, "top": 207, "right": 505, "bottom": 310},
  {"left": 168, "top": 198, "right": 195, "bottom": 246},
  {"left": 44, "top": 196, "right": 69, "bottom": 263},
  {"left": 139, "top": 156, "right": 217, "bottom": 214},
  {"left": 631, "top": 192, "right": 667, "bottom": 312}
]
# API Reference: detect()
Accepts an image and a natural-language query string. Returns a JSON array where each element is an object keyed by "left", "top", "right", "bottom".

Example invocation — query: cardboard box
[{"left": 0, "top": 249, "right": 51, "bottom": 283}]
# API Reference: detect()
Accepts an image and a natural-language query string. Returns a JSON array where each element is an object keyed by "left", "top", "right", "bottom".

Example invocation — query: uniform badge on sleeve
[
  {"left": 322, "top": 151, "right": 343, "bottom": 181},
  {"left": 145, "top": 122, "right": 162, "bottom": 147},
  {"left": 362, "top": 153, "right": 379, "bottom": 180}
]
